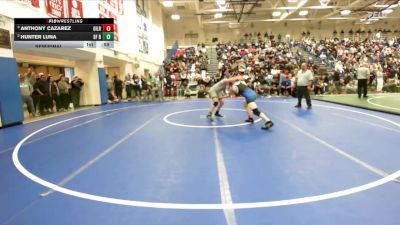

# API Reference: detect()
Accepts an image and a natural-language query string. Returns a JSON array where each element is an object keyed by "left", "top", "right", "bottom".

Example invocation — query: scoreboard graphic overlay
[{"left": 14, "top": 18, "right": 114, "bottom": 48}]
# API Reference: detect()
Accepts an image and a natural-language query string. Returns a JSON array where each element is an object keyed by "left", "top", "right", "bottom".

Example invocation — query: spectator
[
  {"left": 141, "top": 77, "right": 150, "bottom": 101},
  {"left": 147, "top": 74, "right": 157, "bottom": 101},
  {"left": 165, "top": 74, "right": 173, "bottom": 97},
  {"left": 25, "top": 67, "right": 37, "bottom": 86},
  {"left": 48, "top": 76, "right": 61, "bottom": 112},
  {"left": 270, "top": 77, "right": 280, "bottom": 96},
  {"left": 332, "top": 71, "right": 341, "bottom": 94},
  {"left": 19, "top": 74, "right": 35, "bottom": 117},
  {"left": 124, "top": 74, "right": 133, "bottom": 100},
  {"left": 132, "top": 74, "right": 142, "bottom": 100},
  {"left": 280, "top": 75, "right": 292, "bottom": 96},
  {"left": 157, "top": 74, "right": 165, "bottom": 101},
  {"left": 345, "top": 80, "right": 358, "bottom": 94},
  {"left": 108, "top": 90, "right": 119, "bottom": 104},
  {"left": 376, "top": 67, "right": 384, "bottom": 92},
  {"left": 70, "top": 75, "right": 84, "bottom": 108},
  {"left": 106, "top": 74, "right": 114, "bottom": 92},
  {"left": 33, "top": 73, "right": 51, "bottom": 115},
  {"left": 58, "top": 74, "right": 71, "bottom": 111},
  {"left": 313, "top": 77, "right": 323, "bottom": 96},
  {"left": 113, "top": 75, "right": 123, "bottom": 100}
]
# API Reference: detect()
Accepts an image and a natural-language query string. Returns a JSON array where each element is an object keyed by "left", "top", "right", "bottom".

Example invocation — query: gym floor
[
  {"left": 314, "top": 93, "right": 400, "bottom": 115},
  {"left": 1, "top": 98, "right": 400, "bottom": 225}
]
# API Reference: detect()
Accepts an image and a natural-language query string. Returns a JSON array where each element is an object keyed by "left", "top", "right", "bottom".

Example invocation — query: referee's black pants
[
  {"left": 296, "top": 86, "right": 312, "bottom": 107},
  {"left": 357, "top": 79, "right": 368, "bottom": 98}
]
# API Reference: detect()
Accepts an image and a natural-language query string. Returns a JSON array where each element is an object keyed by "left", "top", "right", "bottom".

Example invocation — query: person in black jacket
[
  {"left": 70, "top": 76, "right": 84, "bottom": 108},
  {"left": 113, "top": 75, "right": 123, "bottom": 100},
  {"left": 33, "top": 73, "right": 51, "bottom": 115}
]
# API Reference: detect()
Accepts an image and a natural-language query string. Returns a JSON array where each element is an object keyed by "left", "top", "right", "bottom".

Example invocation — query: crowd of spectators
[
  {"left": 19, "top": 67, "right": 85, "bottom": 117},
  {"left": 161, "top": 36, "right": 399, "bottom": 98},
  {"left": 301, "top": 37, "right": 400, "bottom": 94},
  {"left": 215, "top": 40, "right": 303, "bottom": 97},
  {"left": 106, "top": 72, "right": 160, "bottom": 103}
]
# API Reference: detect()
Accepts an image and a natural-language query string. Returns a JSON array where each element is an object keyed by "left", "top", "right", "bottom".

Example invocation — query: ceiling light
[
  {"left": 299, "top": 10, "right": 308, "bottom": 16},
  {"left": 280, "top": 12, "right": 289, "bottom": 20},
  {"left": 277, "top": 6, "right": 297, "bottom": 10},
  {"left": 288, "top": 0, "right": 298, "bottom": 2},
  {"left": 308, "top": 5, "right": 334, "bottom": 9},
  {"left": 368, "top": 18, "right": 379, "bottom": 21},
  {"left": 319, "top": 0, "right": 330, "bottom": 6},
  {"left": 340, "top": 9, "right": 351, "bottom": 15},
  {"left": 328, "top": 17, "right": 351, "bottom": 20},
  {"left": 214, "top": 13, "right": 223, "bottom": 18},
  {"left": 162, "top": 1, "right": 173, "bottom": 7},
  {"left": 382, "top": 8, "right": 394, "bottom": 14},
  {"left": 289, "top": 18, "right": 308, "bottom": 20},
  {"left": 171, "top": 14, "right": 180, "bottom": 20},
  {"left": 205, "top": 20, "right": 231, "bottom": 24},
  {"left": 374, "top": 4, "right": 389, "bottom": 8},
  {"left": 204, "top": 8, "right": 233, "bottom": 12},
  {"left": 216, "top": 0, "right": 226, "bottom": 10},
  {"left": 272, "top": 11, "right": 281, "bottom": 17}
]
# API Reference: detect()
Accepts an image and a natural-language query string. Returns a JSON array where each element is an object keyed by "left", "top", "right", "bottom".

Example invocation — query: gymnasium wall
[
  {"left": 164, "top": 16, "right": 206, "bottom": 46},
  {"left": 164, "top": 17, "right": 400, "bottom": 45}
]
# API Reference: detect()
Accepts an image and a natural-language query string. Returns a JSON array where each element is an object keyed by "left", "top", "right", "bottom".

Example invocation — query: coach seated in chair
[
  {"left": 108, "top": 90, "right": 120, "bottom": 104},
  {"left": 270, "top": 77, "right": 280, "bottom": 96},
  {"left": 280, "top": 75, "right": 292, "bottom": 97},
  {"left": 345, "top": 80, "right": 358, "bottom": 94}
]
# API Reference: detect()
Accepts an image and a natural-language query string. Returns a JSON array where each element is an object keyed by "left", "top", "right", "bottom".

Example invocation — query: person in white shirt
[
  {"left": 356, "top": 63, "right": 370, "bottom": 98},
  {"left": 295, "top": 63, "right": 314, "bottom": 109},
  {"left": 376, "top": 66, "right": 384, "bottom": 92},
  {"left": 335, "top": 61, "right": 344, "bottom": 74}
]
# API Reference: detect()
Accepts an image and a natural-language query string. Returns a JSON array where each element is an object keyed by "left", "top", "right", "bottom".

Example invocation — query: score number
[
  {"left": 103, "top": 24, "right": 114, "bottom": 32},
  {"left": 102, "top": 24, "right": 114, "bottom": 41},
  {"left": 102, "top": 32, "right": 114, "bottom": 41}
]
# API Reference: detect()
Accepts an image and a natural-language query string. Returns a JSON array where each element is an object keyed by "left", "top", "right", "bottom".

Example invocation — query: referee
[
  {"left": 356, "top": 63, "right": 370, "bottom": 98},
  {"left": 295, "top": 63, "right": 314, "bottom": 109}
]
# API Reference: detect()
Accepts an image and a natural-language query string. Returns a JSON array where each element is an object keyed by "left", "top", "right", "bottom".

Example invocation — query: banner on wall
[
  {"left": 107, "top": 0, "right": 118, "bottom": 10},
  {"left": 67, "top": 0, "right": 83, "bottom": 18},
  {"left": 46, "top": 0, "right": 65, "bottom": 18},
  {"left": 31, "top": 0, "right": 39, "bottom": 8},
  {"left": 117, "top": 0, "right": 124, "bottom": 15},
  {"left": 137, "top": 15, "right": 149, "bottom": 54},
  {"left": 108, "top": 10, "right": 119, "bottom": 42},
  {"left": 15, "top": 0, "right": 40, "bottom": 8},
  {"left": 98, "top": 0, "right": 122, "bottom": 42},
  {"left": 99, "top": 4, "right": 108, "bottom": 15}
]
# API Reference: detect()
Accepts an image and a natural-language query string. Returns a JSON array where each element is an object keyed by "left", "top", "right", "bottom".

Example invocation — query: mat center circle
[{"left": 163, "top": 108, "right": 262, "bottom": 128}]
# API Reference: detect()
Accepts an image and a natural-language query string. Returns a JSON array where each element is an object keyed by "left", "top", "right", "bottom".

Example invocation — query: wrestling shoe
[
  {"left": 245, "top": 118, "right": 254, "bottom": 123},
  {"left": 206, "top": 114, "right": 213, "bottom": 121},
  {"left": 215, "top": 112, "right": 224, "bottom": 117},
  {"left": 261, "top": 121, "right": 274, "bottom": 130}
]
